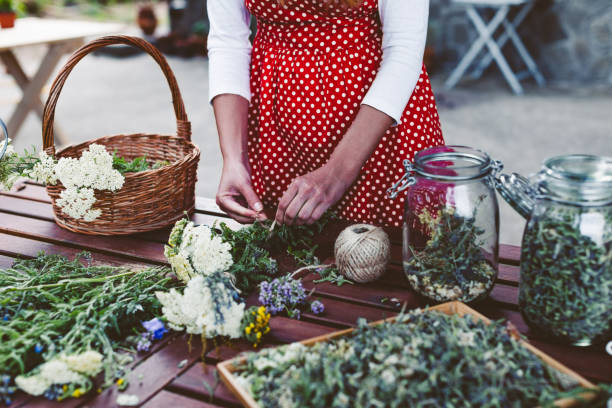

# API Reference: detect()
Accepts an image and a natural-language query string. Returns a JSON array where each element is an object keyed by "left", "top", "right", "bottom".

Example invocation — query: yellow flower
[
  {"left": 264, "top": 327, "right": 270, "bottom": 334},
  {"left": 116, "top": 378, "right": 124, "bottom": 386},
  {"left": 62, "top": 385, "right": 68, "bottom": 392},
  {"left": 256, "top": 332, "right": 262, "bottom": 340},
  {"left": 97, "top": 388, "right": 102, "bottom": 394},
  {"left": 72, "top": 388, "right": 83, "bottom": 398},
  {"left": 245, "top": 326, "right": 252, "bottom": 335}
]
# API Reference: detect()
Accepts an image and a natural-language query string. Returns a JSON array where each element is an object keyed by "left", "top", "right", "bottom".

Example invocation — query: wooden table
[
  {"left": 0, "top": 18, "right": 123, "bottom": 143},
  {"left": 0, "top": 182, "right": 610, "bottom": 407}
]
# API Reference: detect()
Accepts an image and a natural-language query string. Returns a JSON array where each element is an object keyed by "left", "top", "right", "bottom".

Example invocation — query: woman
[{"left": 208, "top": 0, "right": 444, "bottom": 227}]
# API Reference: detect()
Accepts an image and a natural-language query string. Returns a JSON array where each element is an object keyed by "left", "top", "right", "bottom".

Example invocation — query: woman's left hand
[{"left": 275, "top": 164, "right": 357, "bottom": 226}]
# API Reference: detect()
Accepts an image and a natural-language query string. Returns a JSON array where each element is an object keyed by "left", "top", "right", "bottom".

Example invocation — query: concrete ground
[{"left": 2, "top": 43, "right": 611, "bottom": 245}]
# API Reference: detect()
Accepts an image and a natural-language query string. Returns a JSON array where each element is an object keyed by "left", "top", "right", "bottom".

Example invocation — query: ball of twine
[{"left": 334, "top": 224, "right": 390, "bottom": 283}]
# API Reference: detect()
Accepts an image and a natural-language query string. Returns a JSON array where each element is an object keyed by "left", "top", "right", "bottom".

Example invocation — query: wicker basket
[{"left": 42, "top": 36, "right": 200, "bottom": 236}]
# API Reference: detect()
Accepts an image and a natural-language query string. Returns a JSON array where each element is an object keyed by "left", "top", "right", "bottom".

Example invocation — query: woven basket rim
[{"left": 53, "top": 133, "right": 201, "bottom": 179}]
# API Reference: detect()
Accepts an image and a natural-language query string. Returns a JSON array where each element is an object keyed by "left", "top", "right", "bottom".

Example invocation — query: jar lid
[
  {"left": 414, "top": 145, "right": 497, "bottom": 181},
  {"left": 0, "top": 119, "right": 8, "bottom": 160},
  {"left": 538, "top": 155, "right": 612, "bottom": 205}
]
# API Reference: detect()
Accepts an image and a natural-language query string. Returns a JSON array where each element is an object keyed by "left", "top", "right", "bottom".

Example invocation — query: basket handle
[{"left": 42, "top": 35, "right": 191, "bottom": 154}]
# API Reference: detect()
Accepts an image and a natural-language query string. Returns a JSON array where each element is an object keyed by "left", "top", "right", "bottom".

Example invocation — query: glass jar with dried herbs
[
  {"left": 496, "top": 155, "right": 612, "bottom": 346},
  {"left": 388, "top": 146, "right": 502, "bottom": 303}
]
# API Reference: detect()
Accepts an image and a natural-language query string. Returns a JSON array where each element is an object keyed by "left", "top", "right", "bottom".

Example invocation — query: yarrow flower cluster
[
  {"left": 164, "top": 219, "right": 234, "bottom": 283},
  {"left": 259, "top": 275, "right": 324, "bottom": 319},
  {"left": 241, "top": 306, "right": 272, "bottom": 348},
  {"left": 14, "top": 350, "right": 103, "bottom": 399},
  {"left": 1, "top": 143, "right": 125, "bottom": 221},
  {"left": 156, "top": 274, "right": 245, "bottom": 339},
  {"left": 28, "top": 151, "right": 58, "bottom": 185},
  {"left": 52, "top": 144, "right": 124, "bottom": 221}
]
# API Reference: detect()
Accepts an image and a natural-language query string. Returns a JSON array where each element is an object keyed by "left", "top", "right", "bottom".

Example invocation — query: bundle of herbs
[
  {"left": 519, "top": 205, "right": 612, "bottom": 345},
  {"left": 404, "top": 205, "right": 497, "bottom": 303},
  {"left": 234, "top": 309, "right": 587, "bottom": 408},
  {"left": 219, "top": 214, "right": 336, "bottom": 292},
  {"left": 0, "top": 252, "right": 179, "bottom": 400}
]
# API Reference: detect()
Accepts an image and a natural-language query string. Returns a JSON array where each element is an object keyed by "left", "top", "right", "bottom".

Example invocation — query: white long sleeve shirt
[{"left": 207, "top": 0, "right": 429, "bottom": 125}]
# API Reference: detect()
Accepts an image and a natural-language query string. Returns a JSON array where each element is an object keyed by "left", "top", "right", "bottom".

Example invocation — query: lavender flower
[
  {"left": 136, "top": 334, "right": 152, "bottom": 353},
  {"left": 310, "top": 300, "right": 325, "bottom": 315},
  {"left": 142, "top": 318, "right": 167, "bottom": 340},
  {"left": 259, "top": 276, "right": 307, "bottom": 317}
]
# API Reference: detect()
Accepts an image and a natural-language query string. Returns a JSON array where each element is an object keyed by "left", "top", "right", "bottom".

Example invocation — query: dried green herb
[
  {"left": 235, "top": 309, "right": 583, "bottom": 407},
  {"left": 404, "top": 203, "right": 496, "bottom": 303},
  {"left": 0, "top": 252, "right": 179, "bottom": 387},
  {"left": 520, "top": 204, "right": 612, "bottom": 345}
]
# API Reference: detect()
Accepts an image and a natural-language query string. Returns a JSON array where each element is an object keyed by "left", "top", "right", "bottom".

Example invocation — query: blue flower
[
  {"left": 311, "top": 300, "right": 325, "bottom": 315},
  {"left": 34, "top": 344, "right": 44, "bottom": 353},
  {"left": 142, "top": 318, "right": 168, "bottom": 340}
]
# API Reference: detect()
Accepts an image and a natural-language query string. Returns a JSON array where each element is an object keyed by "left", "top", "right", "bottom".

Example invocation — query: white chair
[{"left": 445, "top": 0, "right": 546, "bottom": 94}]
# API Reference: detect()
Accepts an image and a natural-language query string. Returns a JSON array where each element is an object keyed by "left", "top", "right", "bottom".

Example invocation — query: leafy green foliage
[
  {"left": 112, "top": 152, "right": 169, "bottom": 175},
  {"left": 0, "top": 253, "right": 179, "bottom": 386},
  {"left": 313, "top": 266, "right": 353, "bottom": 286},
  {"left": 520, "top": 205, "right": 612, "bottom": 345},
  {"left": 236, "top": 310, "right": 586, "bottom": 407},
  {"left": 213, "top": 213, "right": 336, "bottom": 293},
  {"left": 0, "top": 0, "right": 14, "bottom": 12}
]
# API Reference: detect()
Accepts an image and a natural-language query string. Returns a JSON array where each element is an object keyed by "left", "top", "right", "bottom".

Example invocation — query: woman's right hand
[{"left": 216, "top": 162, "right": 266, "bottom": 224}]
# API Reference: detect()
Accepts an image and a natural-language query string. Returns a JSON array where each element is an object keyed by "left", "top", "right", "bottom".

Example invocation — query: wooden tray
[{"left": 218, "top": 301, "right": 597, "bottom": 408}]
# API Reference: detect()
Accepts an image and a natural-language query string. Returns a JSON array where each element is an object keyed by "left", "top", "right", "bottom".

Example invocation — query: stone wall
[{"left": 428, "top": 0, "right": 612, "bottom": 85}]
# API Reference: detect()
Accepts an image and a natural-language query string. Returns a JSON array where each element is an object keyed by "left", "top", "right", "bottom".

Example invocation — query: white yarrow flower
[
  {"left": 156, "top": 275, "right": 245, "bottom": 339},
  {"left": 14, "top": 375, "right": 51, "bottom": 396},
  {"left": 61, "top": 350, "right": 104, "bottom": 376},
  {"left": 52, "top": 144, "right": 125, "bottom": 221},
  {"left": 28, "top": 151, "right": 58, "bottom": 185},
  {"left": 164, "top": 221, "right": 234, "bottom": 282}
]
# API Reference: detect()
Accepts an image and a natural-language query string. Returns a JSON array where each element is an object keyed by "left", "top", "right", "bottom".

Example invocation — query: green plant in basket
[{"left": 0, "top": 0, "right": 14, "bottom": 12}]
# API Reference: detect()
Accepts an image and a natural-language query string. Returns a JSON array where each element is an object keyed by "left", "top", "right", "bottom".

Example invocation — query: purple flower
[
  {"left": 142, "top": 318, "right": 168, "bottom": 340},
  {"left": 259, "top": 276, "right": 307, "bottom": 317},
  {"left": 136, "top": 333, "right": 152, "bottom": 352},
  {"left": 310, "top": 300, "right": 325, "bottom": 315}
]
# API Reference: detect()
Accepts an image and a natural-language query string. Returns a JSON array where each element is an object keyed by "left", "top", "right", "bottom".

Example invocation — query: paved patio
[{"left": 2, "top": 45, "right": 611, "bottom": 245}]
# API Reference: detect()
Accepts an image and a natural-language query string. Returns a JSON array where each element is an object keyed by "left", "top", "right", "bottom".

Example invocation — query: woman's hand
[
  {"left": 275, "top": 105, "right": 394, "bottom": 226},
  {"left": 275, "top": 164, "right": 357, "bottom": 226},
  {"left": 216, "top": 162, "right": 266, "bottom": 224}
]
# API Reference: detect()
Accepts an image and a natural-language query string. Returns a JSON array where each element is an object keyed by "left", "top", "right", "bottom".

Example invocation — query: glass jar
[
  {"left": 0, "top": 119, "right": 8, "bottom": 160},
  {"left": 388, "top": 146, "right": 502, "bottom": 304},
  {"left": 496, "top": 155, "right": 612, "bottom": 346}
]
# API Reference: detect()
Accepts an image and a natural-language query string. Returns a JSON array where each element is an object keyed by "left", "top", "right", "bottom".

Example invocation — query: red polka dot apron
[{"left": 245, "top": 0, "right": 445, "bottom": 227}]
